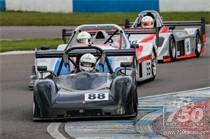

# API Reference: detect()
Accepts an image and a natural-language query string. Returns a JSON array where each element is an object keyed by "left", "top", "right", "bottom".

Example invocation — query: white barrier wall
[
  {"left": 4, "top": 0, "right": 210, "bottom": 12},
  {"left": 6, "top": 0, "right": 72, "bottom": 13},
  {"left": 160, "top": 0, "right": 210, "bottom": 12}
]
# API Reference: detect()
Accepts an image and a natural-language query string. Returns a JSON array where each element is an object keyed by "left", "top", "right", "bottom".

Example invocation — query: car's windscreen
[
  {"left": 69, "top": 27, "right": 127, "bottom": 49},
  {"left": 56, "top": 72, "right": 113, "bottom": 91}
]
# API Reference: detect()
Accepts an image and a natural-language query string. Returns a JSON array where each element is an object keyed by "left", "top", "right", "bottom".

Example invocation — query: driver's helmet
[
  {"left": 77, "top": 31, "right": 91, "bottom": 44},
  {"left": 141, "top": 16, "right": 154, "bottom": 28},
  {"left": 79, "top": 53, "right": 96, "bottom": 72}
]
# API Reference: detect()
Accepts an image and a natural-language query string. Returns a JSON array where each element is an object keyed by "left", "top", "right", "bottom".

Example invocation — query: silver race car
[
  {"left": 33, "top": 46, "right": 138, "bottom": 120},
  {"left": 125, "top": 10, "right": 206, "bottom": 62}
]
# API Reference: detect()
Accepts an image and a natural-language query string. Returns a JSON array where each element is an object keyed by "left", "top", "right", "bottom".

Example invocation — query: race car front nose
[{"left": 46, "top": 104, "right": 120, "bottom": 119}]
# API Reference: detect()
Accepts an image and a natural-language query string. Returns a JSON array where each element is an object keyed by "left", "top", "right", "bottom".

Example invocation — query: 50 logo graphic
[{"left": 164, "top": 102, "right": 208, "bottom": 129}]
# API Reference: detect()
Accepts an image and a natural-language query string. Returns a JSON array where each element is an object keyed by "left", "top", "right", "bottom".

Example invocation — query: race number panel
[{"left": 85, "top": 92, "right": 109, "bottom": 101}]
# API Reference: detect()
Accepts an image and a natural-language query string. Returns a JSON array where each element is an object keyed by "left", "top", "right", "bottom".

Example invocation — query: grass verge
[
  {"left": 0, "top": 11, "right": 209, "bottom": 26},
  {"left": 0, "top": 39, "right": 62, "bottom": 52}
]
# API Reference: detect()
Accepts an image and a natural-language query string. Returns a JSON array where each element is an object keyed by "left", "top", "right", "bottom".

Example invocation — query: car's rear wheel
[
  {"left": 151, "top": 49, "right": 157, "bottom": 80},
  {"left": 169, "top": 36, "right": 176, "bottom": 61},
  {"left": 29, "top": 65, "right": 36, "bottom": 89},
  {"left": 195, "top": 31, "right": 202, "bottom": 57}
]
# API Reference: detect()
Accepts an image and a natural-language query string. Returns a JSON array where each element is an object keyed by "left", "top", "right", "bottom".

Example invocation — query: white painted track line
[
  {"left": 47, "top": 123, "right": 68, "bottom": 139},
  {"left": 0, "top": 51, "right": 34, "bottom": 55}
]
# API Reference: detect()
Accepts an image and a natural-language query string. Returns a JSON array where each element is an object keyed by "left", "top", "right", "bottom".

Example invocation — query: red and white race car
[{"left": 125, "top": 10, "right": 206, "bottom": 62}]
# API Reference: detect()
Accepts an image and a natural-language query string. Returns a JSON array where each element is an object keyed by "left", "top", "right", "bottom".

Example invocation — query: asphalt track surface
[
  {"left": 0, "top": 26, "right": 75, "bottom": 40},
  {"left": 0, "top": 26, "right": 209, "bottom": 139}
]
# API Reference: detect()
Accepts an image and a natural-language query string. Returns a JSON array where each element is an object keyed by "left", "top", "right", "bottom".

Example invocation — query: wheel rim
[{"left": 152, "top": 52, "right": 157, "bottom": 76}]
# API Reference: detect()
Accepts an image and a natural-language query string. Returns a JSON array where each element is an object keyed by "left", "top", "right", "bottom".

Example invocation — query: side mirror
[
  {"left": 39, "top": 45, "right": 50, "bottom": 50},
  {"left": 115, "top": 64, "right": 134, "bottom": 77},
  {"left": 124, "top": 19, "right": 130, "bottom": 28},
  {"left": 37, "top": 66, "right": 47, "bottom": 72},
  {"left": 121, "top": 62, "right": 132, "bottom": 68},
  {"left": 37, "top": 66, "right": 47, "bottom": 79},
  {"left": 169, "top": 26, "right": 175, "bottom": 30},
  {"left": 131, "top": 43, "right": 139, "bottom": 48},
  {"left": 120, "top": 62, "right": 133, "bottom": 76}
]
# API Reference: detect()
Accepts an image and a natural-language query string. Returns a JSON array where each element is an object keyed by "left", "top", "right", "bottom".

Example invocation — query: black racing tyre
[
  {"left": 133, "top": 89, "right": 138, "bottom": 116},
  {"left": 33, "top": 96, "right": 40, "bottom": 119},
  {"left": 169, "top": 36, "right": 176, "bottom": 61},
  {"left": 125, "top": 85, "right": 138, "bottom": 116},
  {"left": 31, "top": 65, "right": 36, "bottom": 75},
  {"left": 28, "top": 65, "right": 36, "bottom": 90},
  {"left": 151, "top": 49, "right": 157, "bottom": 80},
  {"left": 195, "top": 31, "right": 202, "bottom": 57},
  {"left": 125, "top": 93, "right": 133, "bottom": 115}
]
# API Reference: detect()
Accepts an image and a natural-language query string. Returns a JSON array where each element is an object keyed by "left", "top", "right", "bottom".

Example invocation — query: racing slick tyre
[
  {"left": 33, "top": 96, "right": 40, "bottom": 120},
  {"left": 125, "top": 85, "right": 138, "bottom": 117},
  {"left": 169, "top": 36, "right": 176, "bottom": 61},
  {"left": 151, "top": 49, "right": 157, "bottom": 80},
  {"left": 29, "top": 65, "right": 36, "bottom": 90},
  {"left": 133, "top": 89, "right": 138, "bottom": 117},
  {"left": 125, "top": 93, "right": 133, "bottom": 115},
  {"left": 195, "top": 31, "right": 202, "bottom": 57}
]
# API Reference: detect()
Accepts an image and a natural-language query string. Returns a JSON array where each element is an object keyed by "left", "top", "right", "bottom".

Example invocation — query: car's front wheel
[
  {"left": 195, "top": 31, "right": 202, "bottom": 57},
  {"left": 169, "top": 36, "right": 176, "bottom": 61},
  {"left": 33, "top": 97, "right": 40, "bottom": 120},
  {"left": 133, "top": 90, "right": 138, "bottom": 116},
  {"left": 151, "top": 50, "right": 157, "bottom": 80}
]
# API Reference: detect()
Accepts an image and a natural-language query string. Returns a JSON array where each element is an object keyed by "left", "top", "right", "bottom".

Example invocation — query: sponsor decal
[{"left": 163, "top": 98, "right": 210, "bottom": 135}]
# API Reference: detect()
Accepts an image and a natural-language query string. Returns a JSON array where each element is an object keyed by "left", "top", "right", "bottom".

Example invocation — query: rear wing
[
  {"left": 124, "top": 27, "right": 161, "bottom": 47},
  {"left": 124, "top": 28, "right": 160, "bottom": 34},
  {"left": 36, "top": 48, "right": 136, "bottom": 75},
  {"left": 62, "top": 28, "right": 128, "bottom": 44},
  {"left": 164, "top": 18, "right": 206, "bottom": 42},
  {"left": 36, "top": 48, "right": 136, "bottom": 59}
]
